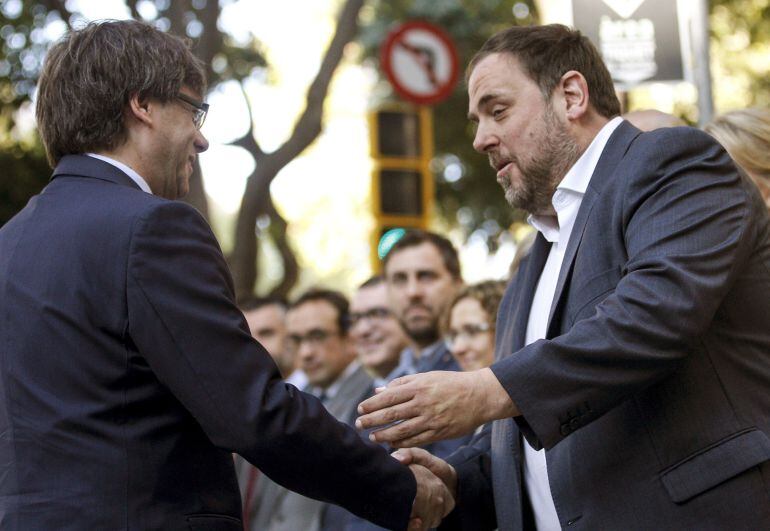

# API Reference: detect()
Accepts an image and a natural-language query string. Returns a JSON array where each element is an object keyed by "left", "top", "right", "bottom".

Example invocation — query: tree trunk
[{"left": 228, "top": 0, "right": 365, "bottom": 299}]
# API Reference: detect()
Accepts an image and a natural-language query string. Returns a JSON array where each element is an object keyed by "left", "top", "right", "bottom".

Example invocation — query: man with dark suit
[
  {"left": 379, "top": 230, "right": 474, "bottom": 459},
  {"left": 250, "top": 289, "right": 374, "bottom": 531},
  {"left": 0, "top": 20, "right": 452, "bottom": 530},
  {"left": 358, "top": 24, "right": 770, "bottom": 529}
]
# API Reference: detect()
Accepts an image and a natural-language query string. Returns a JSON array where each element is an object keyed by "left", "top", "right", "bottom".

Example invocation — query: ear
[
  {"left": 559, "top": 70, "right": 590, "bottom": 122},
  {"left": 126, "top": 92, "right": 154, "bottom": 126}
]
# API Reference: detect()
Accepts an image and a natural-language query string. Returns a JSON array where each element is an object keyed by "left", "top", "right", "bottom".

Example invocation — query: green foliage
[
  {"left": 359, "top": 0, "right": 538, "bottom": 247},
  {"left": 710, "top": 0, "right": 770, "bottom": 109},
  {"left": 0, "top": 139, "right": 49, "bottom": 226}
]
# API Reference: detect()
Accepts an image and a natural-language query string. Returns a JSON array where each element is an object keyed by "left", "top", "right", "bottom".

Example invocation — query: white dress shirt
[
  {"left": 85, "top": 153, "right": 153, "bottom": 194},
  {"left": 522, "top": 117, "right": 623, "bottom": 530}
]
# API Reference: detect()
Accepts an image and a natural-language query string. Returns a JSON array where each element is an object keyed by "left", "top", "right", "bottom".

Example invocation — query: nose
[
  {"left": 194, "top": 129, "right": 209, "bottom": 153},
  {"left": 472, "top": 121, "right": 497, "bottom": 153},
  {"left": 297, "top": 341, "right": 316, "bottom": 362},
  {"left": 405, "top": 276, "right": 422, "bottom": 299}
]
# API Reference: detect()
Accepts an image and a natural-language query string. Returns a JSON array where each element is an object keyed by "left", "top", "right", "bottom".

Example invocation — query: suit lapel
[
  {"left": 510, "top": 233, "right": 551, "bottom": 352},
  {"left": 546, "top": 121, "right": 642, "bottom": 337}
]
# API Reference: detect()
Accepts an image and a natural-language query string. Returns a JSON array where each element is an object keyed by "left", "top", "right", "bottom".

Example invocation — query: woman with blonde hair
[{"left": 705, "top": 108, "right": 770, "bottom": 208}]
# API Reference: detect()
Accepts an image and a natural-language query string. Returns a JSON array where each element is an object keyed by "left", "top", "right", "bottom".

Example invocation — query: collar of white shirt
[
  {"left": 527, "top": 116, "right": 624, "bottom": 243},
  {"left": 85, "top": 153, "right": 153, "bottom": 195}
]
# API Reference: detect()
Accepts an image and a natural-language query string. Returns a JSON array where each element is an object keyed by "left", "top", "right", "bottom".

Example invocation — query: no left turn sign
[{"left": 380, "top": 21, "right": 460, "bottom": 106}]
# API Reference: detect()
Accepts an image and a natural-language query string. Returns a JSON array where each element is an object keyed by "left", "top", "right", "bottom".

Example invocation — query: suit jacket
[
  {"left": 250, "top": 364, "right": 374, "bottom": 531},
  {"left": 0, "top": 155, "right": 415, "bottom": 530},
  {"left": 445, "top": 122, "right": 770, "bottom": 530}
]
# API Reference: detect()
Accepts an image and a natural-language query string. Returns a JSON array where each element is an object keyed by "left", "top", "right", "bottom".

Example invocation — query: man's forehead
[
  {"left": 386, "top": 243, "right": 447, "bottom": 274},
  {"left": 287, "top": 300, "right": 337, "bottom": 325},
  {"left": 353, "top": 284, "right": 387, "bottom": 309},
  {"left": 467, "top": 53, "right": 528, "bottom": 112}
]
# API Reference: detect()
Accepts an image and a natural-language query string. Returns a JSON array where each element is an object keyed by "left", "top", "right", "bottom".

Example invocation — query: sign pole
[{"left": 691, "top": 0, "right": 714, "bottom": 126}]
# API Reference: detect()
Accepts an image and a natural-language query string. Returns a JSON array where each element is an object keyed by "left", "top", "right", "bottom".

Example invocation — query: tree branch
[
  {"left": 228, "top": 83, "right": 265, "bottom": 158},
  {"left": 272, "top": 0, "right": 364, "bottom": 164}
]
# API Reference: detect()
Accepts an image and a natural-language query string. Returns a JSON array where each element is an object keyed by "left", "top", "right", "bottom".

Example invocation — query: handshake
[{"left": 395, "top": 447, "right": 457, "bottom": 531}]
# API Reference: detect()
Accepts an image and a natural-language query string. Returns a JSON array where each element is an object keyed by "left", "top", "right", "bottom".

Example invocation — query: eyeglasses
[
  {"left": 444, "top": 323, "right": 492, "bottom": 349},
  {"left": 349, "top": 307, "right": 392, "bottom": 327},
  {"left": 177, "top": 93, "right": 209, "bottom": 129},
  {"left": 287, "top": 328, "right": 338, "bottom": 351}
]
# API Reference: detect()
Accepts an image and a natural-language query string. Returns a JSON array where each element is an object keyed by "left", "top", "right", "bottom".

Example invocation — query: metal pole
[{"left": 691, "top": 0, "right": 714, "bottom": 126}]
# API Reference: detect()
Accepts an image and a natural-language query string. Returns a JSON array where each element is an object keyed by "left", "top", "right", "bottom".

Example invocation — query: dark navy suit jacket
[
  {"left": 444, "top": 122, "right": 770, "bottom": 530},
  {"left": 0, "top": 155, "right": 415, "bottom": 530}
]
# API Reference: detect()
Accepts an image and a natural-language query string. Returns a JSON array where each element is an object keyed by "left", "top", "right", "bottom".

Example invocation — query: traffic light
[{"left": 368, "top": 104, "right": 434, "bottom": 271}]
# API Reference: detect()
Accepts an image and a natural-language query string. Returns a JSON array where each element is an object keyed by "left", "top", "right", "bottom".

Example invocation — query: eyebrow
[{"left": 467, "top": 93, "right": 503, "bottom": 121}]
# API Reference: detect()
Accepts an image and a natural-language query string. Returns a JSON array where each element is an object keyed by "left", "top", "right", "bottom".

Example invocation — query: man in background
[
  {"left": 250, "top": 289, "right": 374, "bottom": 531},
  {"left": 349, "top": 276, "right": 411, "bottom": 386},
  {"left": 240, "top": 297, "right": 306, "bottom": 388},
  {"left": 375, "top": 230, "right": 472, "bottom": 458}
]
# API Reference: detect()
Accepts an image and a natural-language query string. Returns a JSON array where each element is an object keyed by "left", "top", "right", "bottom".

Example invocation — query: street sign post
[{"left": 370, "top": 21, "right": 460, "bottom": 271}]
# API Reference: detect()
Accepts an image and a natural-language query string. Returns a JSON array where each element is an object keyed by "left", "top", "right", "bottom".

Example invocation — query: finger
[
  {"left": 387, "top": 373, "right": 417, "bottom": 388},
  {"left": 357, "top": 399, "right": 420, "bottom": 431},
  {"left": 357, "top": 384, "right": 414, "bottom": 416},
  {"left": 391, "top": 448, "right": 414, "bottom": 464},
  {"left": 407, "top": 517, "right": 423, "bottom": 531},
  {"left": 370, "top": 417, "right": 432, "bottom": 444}
]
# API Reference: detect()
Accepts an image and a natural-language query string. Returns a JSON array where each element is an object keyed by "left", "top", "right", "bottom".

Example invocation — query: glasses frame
[{"left": 177, "top": 93, "right": 209, "bottom": 129}]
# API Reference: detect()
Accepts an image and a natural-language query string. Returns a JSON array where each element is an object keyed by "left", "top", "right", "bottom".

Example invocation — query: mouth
[{"left": 490, "top": 156, "right": 513, "bottom": 177}]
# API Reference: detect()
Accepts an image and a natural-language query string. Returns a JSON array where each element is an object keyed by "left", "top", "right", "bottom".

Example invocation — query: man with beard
[
  {"left": 377, "top": 230, "right": 473, "bottom": 459},
  {"left": 358, "top": 24, "right": 770, "bottom": 530}
]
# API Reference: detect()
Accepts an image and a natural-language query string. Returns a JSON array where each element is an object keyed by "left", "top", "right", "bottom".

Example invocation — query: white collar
[
  {"left": 85, "top": 153, "right": 153, "bottom": 195},
  {"left": 528, "top": 116, "right": 623, "bottom": 239}
]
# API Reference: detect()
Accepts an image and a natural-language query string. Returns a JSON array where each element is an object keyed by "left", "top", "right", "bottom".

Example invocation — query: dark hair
[
  {"left": 443, "top": 280, "right": 507, "bottom": 334},
  {"left": 382, "top": 230, "right": 461, "bottom": 281},
  {"left": 467, "top": 24, "right": 620, "bottom": 119},
  {"left": 240, "top": 296, "right": 288, "bottom": 313},
  {"left": 36, "top": 19, "right": 206, "bottom": 166},
  {"left": 358, "top": 275, "right": 385, "bottom": 290},
  {"left": 290, "top": 288, "right": 350, "bottom": 334}
]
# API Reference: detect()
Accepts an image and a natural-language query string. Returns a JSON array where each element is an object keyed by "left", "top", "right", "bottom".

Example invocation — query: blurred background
[{"left": 1, "top": 0, "right": 768, "bottom": 299}]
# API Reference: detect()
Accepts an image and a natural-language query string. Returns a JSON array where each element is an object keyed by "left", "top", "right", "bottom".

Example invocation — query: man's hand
[
  {"left": 394, "top": 448, "right": 457, "bottom": 501},
  {"left": 356, "top": 368, "right": 518, "bottom": 447},
  {"left": 408, "top": 463, "right": 454, "bottom": 531}
]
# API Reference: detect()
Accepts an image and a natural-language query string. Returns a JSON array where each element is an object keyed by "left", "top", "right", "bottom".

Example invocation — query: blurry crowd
[
  {"left": 233, "top": 230, "right": 506, "bottom": 531},
  {"left": 232, "top": 105, "right": 770, "bottom": 531}
]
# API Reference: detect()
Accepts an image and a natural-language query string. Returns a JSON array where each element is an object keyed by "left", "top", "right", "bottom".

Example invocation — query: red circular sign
[{"left": 380, "top": 21, "right": 460, "bottom": 106}]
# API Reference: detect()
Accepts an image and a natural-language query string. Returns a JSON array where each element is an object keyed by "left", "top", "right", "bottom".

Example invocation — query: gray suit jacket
[
  {"left": 446, "top": 122, "right": 770, "bottom": 530},
  {"left": 250, "top": 365, "right": 374, "bottom": 531}
]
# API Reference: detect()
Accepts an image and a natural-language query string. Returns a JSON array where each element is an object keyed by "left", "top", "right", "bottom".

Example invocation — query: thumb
[{"left": 391, "top": 448, "right": 413, "bottom": 464}]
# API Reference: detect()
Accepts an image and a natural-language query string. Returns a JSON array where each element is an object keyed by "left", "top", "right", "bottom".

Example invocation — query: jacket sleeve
[
  {"left": 441, "top": 424, "right": 497, "bottom": 531},
  {"left": 491, "top": 128, "right": 761, "bottom": 450},
  {"left": 126, "top": 200, "right": 415, "bottom": 530}
]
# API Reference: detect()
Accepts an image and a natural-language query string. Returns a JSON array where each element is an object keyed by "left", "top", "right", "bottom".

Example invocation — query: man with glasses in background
[
  {"left": 249, "top": 289, "right": 375, "bottom": 531},
  {"left": 350, "top": 276, "right": 411, "bottom": 386},
  {"left": 0, "top": 20, "right": 451, "bottom": 530}
]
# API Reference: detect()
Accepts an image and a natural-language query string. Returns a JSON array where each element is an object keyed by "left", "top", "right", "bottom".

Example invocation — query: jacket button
[
  {"left": 570, "top": 418, "right": 580, "bottom": 430},
  {"left": 560, "top": 424, "right": 570, "bottom": 436}
]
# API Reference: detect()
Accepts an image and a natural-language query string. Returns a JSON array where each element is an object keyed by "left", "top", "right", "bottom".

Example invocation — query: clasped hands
[{"left": 355, "top": 368, "right": 517, "bottom": 530}]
